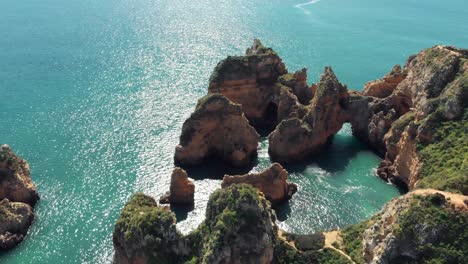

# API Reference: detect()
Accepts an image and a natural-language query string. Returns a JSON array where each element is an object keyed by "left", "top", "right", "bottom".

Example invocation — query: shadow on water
[
  {"left": 273, "top": 200, "right": 292, "bottom": 222},
  {"left": 283, "top": 133, "right": 374, "bottom": 175},
  {"left": 171, "top": 204, "right": 194, "bottom": 222},
  {"left": 181, "top": 156, "right": 257, "bottom": 180}
]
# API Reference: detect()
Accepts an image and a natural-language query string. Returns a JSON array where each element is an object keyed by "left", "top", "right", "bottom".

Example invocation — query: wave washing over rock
[{"left": 113, "top": 40, "right": 468, "bottom": 263}]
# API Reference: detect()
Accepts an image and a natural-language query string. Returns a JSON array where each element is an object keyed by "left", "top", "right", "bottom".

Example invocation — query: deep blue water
[{"left": 0, "top": 0, "right": 466, "bottom": 263}]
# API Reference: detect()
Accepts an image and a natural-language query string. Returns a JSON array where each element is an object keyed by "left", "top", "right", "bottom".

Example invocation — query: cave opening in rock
[{"left": 263, "top": 102, "right": 278, "bottom": 126}]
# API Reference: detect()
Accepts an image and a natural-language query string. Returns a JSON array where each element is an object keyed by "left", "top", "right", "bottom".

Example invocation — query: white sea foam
[{"left": 294, "top": 0, "right": 321, "bottom": 15}]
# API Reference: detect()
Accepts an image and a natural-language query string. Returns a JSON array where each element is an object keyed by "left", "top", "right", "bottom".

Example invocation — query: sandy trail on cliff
[
  {"left": 323, "top": 231, "right": 355, "bottom": 263},
  {"left": 411, "top": 189, "right": 468, "bottom": 211}
]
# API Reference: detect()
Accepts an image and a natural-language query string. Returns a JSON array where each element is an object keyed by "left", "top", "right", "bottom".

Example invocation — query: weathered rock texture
[
  {"left": 362, "top": 65, "right": 407, "bottom": 98},
  {"left": 113, "top": 193, "right": 191, "bottom": 264},
  {"left": 114, "top": 185, "right": 351, "bottom": 264},
  {"left": 264, "top": 45, "right": 467, "bottom": 194},
  {"left": 174, "top": 94, "right": 259, "bottom": 167},
  {"left": 0, "top": 144, "right": 39, "bottom": 206},
  {"left": 361, "top": 190, "right": 468, "bottom": 264},
  {"left": 368, "top": 46, "right": 468, "bottom": 193},
  {"left": 221, "top": 163, "right": 297, "bottom": 204},
  {"left": 159, "top": 168, "right": 195, "bottom": 205},
  {"left": 0, "top": 144, "right": 39, "bottom": 250},
  {"left": 208, "top": 39, "right": 312, "bottom": 127},
  {"left": 0, "top": 199, "right": 34, "bottom": 250},
  {"left": 268, "top": 67, "right": 350, "bottom": 162}
]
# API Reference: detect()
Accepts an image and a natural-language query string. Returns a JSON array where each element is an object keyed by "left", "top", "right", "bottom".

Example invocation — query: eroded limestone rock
[
  {"left": 174, "top": 94, "right": 259, "bottom": 167},
  {"left": 0, "top": 199, "right": 34, "bottom": 250},
  {"left": 268, "top": 67, "right": 350, "bottom": 162},
  {"left": 221, "top": 163, "right": 297, "bottom": 204},
  {"left": 159, "top": 168, "right": 195, "bottom": 205}
]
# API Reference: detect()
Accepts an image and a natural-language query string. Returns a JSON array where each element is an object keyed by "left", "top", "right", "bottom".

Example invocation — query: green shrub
[
  {"left": 395, "top": 194, "right": 468, "bottom": 263},
  {"left": 417, "top": 111, "right": 468, "bottom": 194}
]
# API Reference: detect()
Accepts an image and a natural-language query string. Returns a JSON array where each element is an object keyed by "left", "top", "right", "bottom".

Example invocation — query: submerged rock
[
  {"left": 174, "top": 94, "right": 259, "bottom": 167},
  {"left": 0, "top": 199, "right": 34, "bottom": 250},
  {"left": 159, "top": 167, "right": 195, "bottom": 205},
  {"left": 221, "top": 163, "right": 297, "bottom": 204}
]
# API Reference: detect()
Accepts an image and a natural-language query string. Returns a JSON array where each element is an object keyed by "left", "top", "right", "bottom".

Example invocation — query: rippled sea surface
[{"left": 1, "top": 0, "right": 467, "bottom": 262}]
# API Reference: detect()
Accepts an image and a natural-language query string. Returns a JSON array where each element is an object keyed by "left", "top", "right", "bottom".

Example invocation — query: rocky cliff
[
  {"left": 114, "top": 184, "right": 351, "bottom": 264},
  {"left": 370, "top": 46, "right": 468, "bottom": 193},
  {"left": 221, "top": 163, "right": 297, "bottom": 204},
  {"left": 174, "top": 94, "right": 259, "bottom": 167},
  {"left": 159, "top": 168, "right": 195, "bottom": 205},
  {"left": 0, "top": 144, "right": 39, "bottom": 250},
  {"left": 337, "top": 190, "right": 468, "bottom": 264}
]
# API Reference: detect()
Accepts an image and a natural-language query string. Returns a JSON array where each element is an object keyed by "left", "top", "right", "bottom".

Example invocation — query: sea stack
[
  {"left": 174, "top": 94, "right": 259, "bottom": 167},
  {"left": 159, "top": 167, "right": 195, "bottom": 205}
]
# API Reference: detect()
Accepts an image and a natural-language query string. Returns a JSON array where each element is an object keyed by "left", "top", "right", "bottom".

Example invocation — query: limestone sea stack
[
  {"left": 174, "top": 94, "right": 259, "bottom": 167},
  {"left": 208, "top": 39, "right": 312, "bottom": 127},
  {"left": 0, "top": 144, "right": 39, "bottom": 250},
  {"left": 159, "top": 167, "right": 195, "bottom": 205},
  {"left": 268, "top": 67, "right": 350, "bottom": 162},
  {"left": 221, "top": 163, "right": 297, "bottom": 204}
]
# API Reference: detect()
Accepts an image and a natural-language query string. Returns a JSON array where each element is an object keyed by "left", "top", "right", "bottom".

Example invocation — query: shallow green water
[{"left": 0, "top": 0, "right": 466, "bottom": 263}]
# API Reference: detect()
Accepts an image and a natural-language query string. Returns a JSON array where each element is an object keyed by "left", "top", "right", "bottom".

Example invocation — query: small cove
[{"left": 1, "top": 0, "right": 466, "bottom": 262}]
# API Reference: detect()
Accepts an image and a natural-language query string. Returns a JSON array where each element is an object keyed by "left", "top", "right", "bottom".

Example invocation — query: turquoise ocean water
[{"left": 0, "top": 0, "right": 466, "bottom": 262}]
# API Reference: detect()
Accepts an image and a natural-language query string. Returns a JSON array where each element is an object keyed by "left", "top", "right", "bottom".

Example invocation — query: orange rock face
[
  {"left": 268, "top": 67, "right": 349, "bottom": 162},
  {"left": 0, "top": 145, "right": 38, "bottom": 250},
  {"left": 221, "top": 163, "right": 297, "bottom": 204},
  {"left": 208, "top": 39, "right": 313, "bottom": 128},
  {"left": 362, "top": 65, "right": 407, "bottom": 98},
  {"left": 174, "top": 94, "right": 259, "bottom": 167},
  {"left": 0, "top": 144, "right": 39, "bottom": 206},
  {"left": 159, "top": 168, "right": 195, "bottom": 205}
]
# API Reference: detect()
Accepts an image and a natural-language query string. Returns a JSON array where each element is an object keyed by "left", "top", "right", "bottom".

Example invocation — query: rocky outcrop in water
[
  {"left": 159, "top": 168, "right": 195, "bottom": 205},
  {"left": 114, "top": 184, "right": 351, "bottom": 264},
  {"left": 268, "top": 67, "right": 350, "bottom": 162},
  {"left": 174, "top": 94, "right": 259, "bottom": 167},
  {"left": 221, "top": 163, "right": 297, "bottom": 204},
  {"left": 113, "top": 193, "right": 191, "bottom": 264},
  {"left": 0, "top": 145, "right": 39, "bottom": 206},
  {"left": 0, "top": 199, "right": 34, "bottom": 250},
  {"left": 208, "top": 39, "right": 312, "bottom": 127},
  {"left": 0, "top": 144, "right": 39, "bottom": 250}
]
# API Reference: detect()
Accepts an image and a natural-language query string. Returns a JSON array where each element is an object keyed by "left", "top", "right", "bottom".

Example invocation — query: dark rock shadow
[
  {"left": 282, "top": 133, "right": 374, "bottom": 175},
  {"left": 171, "top": 204, "right": 194, "bottom": 222},
  {"left": 182, "top": 157, "right": 257, "bottom": 180},
  {"left": 273, "top": 200, "right": 292, "bottom": 222}
]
